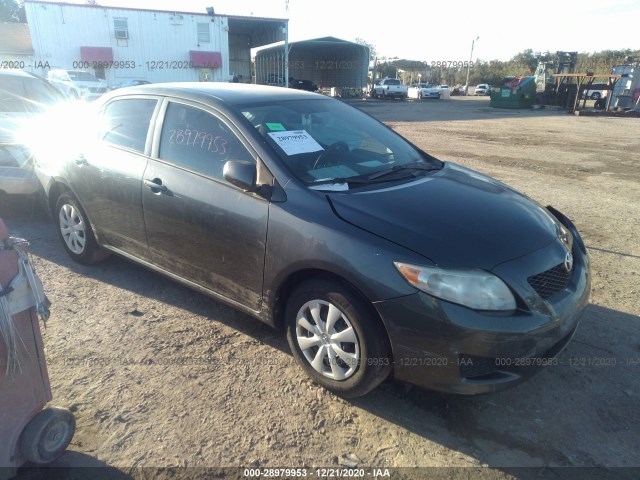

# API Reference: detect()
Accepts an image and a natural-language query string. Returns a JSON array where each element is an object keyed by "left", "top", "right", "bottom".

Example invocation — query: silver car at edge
[{"left": 0, "top": 70, "right": 65, "bottom": 197}]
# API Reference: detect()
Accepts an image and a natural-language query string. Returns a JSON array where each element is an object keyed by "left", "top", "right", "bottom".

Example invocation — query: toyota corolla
[{"left": 35, "top": 83, "right": 590, "bottom": 398}]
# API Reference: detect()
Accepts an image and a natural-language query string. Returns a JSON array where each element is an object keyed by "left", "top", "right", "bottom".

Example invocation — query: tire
[
  {"left": 591, "top": 92, "right": 601, "bottom": 100},
  {"left": 55, "top": 192, "right": 110, "bottom": 264},
  {"left": 285, "top": 279, "right": 392, "bottom": 398},
  {"left": 20, "top": 407, "right": 76, "bottom": 464}
]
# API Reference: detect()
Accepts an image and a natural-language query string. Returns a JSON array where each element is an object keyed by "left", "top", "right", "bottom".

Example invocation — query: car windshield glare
[
  {"left": 239, "top": 98, "right": 441, "bottom": 186},
  {"left": 0, "top": 77, "right": 64, "bottom": 113}
]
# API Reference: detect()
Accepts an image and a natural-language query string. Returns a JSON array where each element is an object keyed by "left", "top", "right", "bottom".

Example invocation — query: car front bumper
[{"left": 375, "top": 238, "right": 591, "bottom": 394}]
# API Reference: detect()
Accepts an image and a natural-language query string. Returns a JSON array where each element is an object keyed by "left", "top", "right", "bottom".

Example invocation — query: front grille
[{"left": 528, "top": 263, "right": 571, "bottom": 299}]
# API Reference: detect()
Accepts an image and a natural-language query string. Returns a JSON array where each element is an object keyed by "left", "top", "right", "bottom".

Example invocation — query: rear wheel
[
  {"left": 285, "top": 279, "right": 392, "bottom": 398},
  {"left": 55, "top": 192, "right": 110, "bottom": 264}
]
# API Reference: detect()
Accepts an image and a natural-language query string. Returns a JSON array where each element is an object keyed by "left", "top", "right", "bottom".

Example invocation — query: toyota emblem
[{"left": 564, "top": 251, "right": 574, "bottom": 272}]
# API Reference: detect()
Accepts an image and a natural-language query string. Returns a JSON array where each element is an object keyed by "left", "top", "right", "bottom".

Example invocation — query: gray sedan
[{"left": 36, "top": 83, "right": 590, "bottom": 398}]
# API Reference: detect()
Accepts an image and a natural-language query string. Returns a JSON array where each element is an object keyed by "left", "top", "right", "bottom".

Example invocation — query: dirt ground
[{"left": 2, "top": 96, "right": 639, "bottom": 480}]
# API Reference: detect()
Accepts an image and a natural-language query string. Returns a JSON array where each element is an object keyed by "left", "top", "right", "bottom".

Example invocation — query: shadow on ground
[{"left": 15, "top": 452, "right": 130, "bottom": 479}]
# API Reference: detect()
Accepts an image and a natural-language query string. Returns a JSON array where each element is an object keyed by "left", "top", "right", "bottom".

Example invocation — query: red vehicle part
[{"left": 0, "top": 219, "right": 75, "bottom": 479}]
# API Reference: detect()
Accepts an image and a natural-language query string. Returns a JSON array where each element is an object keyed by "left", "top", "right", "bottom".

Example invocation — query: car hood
[{"left": 327, "top": 163, "right": 558, "bottom": 270}]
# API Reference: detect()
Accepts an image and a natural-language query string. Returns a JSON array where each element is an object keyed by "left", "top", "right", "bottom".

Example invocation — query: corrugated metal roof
[
  {"left": 23, "top": 0, "right": 287, "bottom": 22},
  {"left": 255, "top": 37, "right": 370, "bottom": 89},
  {"left": 0, "top": 23, "right": 34, "bottom": 54},
  {"left": 256, "top": 37, "right": 362, "bottom": 54}
]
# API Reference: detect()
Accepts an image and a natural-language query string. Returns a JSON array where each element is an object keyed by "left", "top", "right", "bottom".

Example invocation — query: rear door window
[{"left": 100, "top": 98, "right": 157, "bottom": 153}]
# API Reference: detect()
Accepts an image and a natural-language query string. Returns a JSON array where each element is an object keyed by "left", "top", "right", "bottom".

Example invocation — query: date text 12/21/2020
[{"left": 70, "top": 60, "right": 220, "bottom": 70}]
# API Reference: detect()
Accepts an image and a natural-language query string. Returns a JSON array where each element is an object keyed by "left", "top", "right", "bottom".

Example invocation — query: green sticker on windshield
[{"left": 266, "top": 122, "right": 286, "bottom": 131}]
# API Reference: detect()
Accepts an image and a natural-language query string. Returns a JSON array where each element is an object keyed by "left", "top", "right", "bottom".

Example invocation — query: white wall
[{"left": 24, "top": 1, "right": 231, "bottom": 85}]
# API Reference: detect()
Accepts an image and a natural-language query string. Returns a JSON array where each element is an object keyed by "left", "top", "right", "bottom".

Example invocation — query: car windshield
[
  {"left": 238, "top": 98, "right": 442, "bottom": 187},
  {"left": 68, "top": 71, "right": 100, "bottom": 82},
  {"left": 0, "top": 76, "right": 64, "bottom": 113}
]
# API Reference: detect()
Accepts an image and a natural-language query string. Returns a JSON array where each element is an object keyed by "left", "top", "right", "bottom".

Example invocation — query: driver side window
[{"left": 159, "top": 102, "right": 254, "bottom": 181}]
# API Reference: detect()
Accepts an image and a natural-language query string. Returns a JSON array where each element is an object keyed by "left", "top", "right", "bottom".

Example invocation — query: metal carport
[{"left": 255, "top": 36, "right": 369, "bottom": 95}]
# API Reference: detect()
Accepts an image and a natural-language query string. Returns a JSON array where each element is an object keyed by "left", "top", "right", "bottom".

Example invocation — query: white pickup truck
[{"left": 372, "top": 78, "right": 408, "bottom": 99}]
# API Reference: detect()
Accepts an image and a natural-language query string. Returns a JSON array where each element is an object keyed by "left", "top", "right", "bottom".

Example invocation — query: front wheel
[
  {"left": 285, "top": 279, "right": 392, "bottom": 398},
  {"left": 55, "top": 192, "right": 110, "bottom": 264},
  {"left": 591, "top": 92, "right": 601, "bottom": 100},
  {"left": 20, "top": 407, "right": 76, "bottom": 464}
]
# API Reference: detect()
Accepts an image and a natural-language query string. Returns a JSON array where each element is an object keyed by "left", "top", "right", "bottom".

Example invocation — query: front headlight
[{"left": 394, "top": 262, "right": 516, "bottom": 311}]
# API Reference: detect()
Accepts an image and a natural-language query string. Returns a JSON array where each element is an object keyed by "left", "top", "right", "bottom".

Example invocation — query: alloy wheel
[{"left": 59, "top": 203, "right": 86, "bottom": 254}]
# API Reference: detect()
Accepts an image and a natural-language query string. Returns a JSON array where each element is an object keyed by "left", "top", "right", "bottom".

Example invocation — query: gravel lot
[{"left": 2, "top": 96, "right": 639, "bottom": 480}]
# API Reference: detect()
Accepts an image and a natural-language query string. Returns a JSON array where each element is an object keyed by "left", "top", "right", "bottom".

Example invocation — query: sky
[{"left": 33, "top": 0, "right": 640, "bottom": 61}]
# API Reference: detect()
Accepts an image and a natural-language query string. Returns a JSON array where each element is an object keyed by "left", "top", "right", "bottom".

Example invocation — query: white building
[{"left": 23, "top": 0, "right": 286, "bottom": 85}]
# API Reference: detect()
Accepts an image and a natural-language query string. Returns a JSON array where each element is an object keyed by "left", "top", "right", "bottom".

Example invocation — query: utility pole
[
  {"left": 284, "top": 21, "right": 289, "bottom": 87},
  {"left": 284, "top": 0, "right": 290, "bottom": 88},
  {"left": 465, "top": 36, "right": 479, "bottom": 96}
]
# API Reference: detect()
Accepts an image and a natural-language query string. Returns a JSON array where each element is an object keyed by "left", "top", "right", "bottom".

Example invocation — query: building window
[
  {"left": 114, "top": 18, "right": 129, "bottom": 39},
  {"left": 197, "top": 23, "right": 210, "bottom": 43}
]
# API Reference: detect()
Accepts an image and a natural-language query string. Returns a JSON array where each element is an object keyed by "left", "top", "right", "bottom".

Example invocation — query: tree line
[{"left": 362, "top": 44, "right": 640, "bottom": 87}]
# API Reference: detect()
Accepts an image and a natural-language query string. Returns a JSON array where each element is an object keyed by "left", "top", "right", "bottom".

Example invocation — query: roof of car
[
  {"left": 107, "top": 82, "right": 322, "bottom": 105},
  {"left": 0, "top": 69, "right": 38, "bottom": 79}
]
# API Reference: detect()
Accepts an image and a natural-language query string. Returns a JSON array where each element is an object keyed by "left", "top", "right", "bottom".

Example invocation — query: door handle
[{"left": 144, "top": 178, "right": 168, "bottom": 192}]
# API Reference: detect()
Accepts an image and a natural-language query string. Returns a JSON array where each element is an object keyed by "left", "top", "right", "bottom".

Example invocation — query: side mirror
[{"left": 223, "top": 160, "right": 256, "bottom": 192}]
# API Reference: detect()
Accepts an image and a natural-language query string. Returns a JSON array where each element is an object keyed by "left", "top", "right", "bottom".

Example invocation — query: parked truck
[{"left": 372, "top": 78, "right": 408, "bottom": 99}]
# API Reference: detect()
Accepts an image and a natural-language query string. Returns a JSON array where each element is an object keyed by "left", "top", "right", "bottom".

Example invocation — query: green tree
[
  {"left": 511, "top": 48, "right": 538, "bottom": 73},
  {"left": 355, "top": 38, "right": 377, "bottom": 61},
  {"left": 0, "top": 0, "right": 25, "bottom": 22}
]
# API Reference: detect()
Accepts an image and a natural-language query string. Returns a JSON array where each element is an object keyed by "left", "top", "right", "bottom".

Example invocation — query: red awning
[
  {"left": 80, "top": 47, "right": 113, "bottom": 62},
  {"left": 189, "top": 51, "right": 222, "bottom": 68}
]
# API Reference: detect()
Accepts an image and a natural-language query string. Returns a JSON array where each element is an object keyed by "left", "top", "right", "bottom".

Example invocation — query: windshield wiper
[
  {"left": 366, "top": 162, "right": 441, "bottom": 181},
  {"left": 308, "top": 161, "right": 442, "bottom": 188}
]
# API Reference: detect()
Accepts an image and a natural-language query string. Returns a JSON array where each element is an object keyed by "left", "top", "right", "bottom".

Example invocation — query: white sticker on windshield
[
  {"left": 309, "top": 183, "right": 349, "bottom": 191},
  {"left": 267, "top": 130, "right": 324, "bottom": 156}
]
